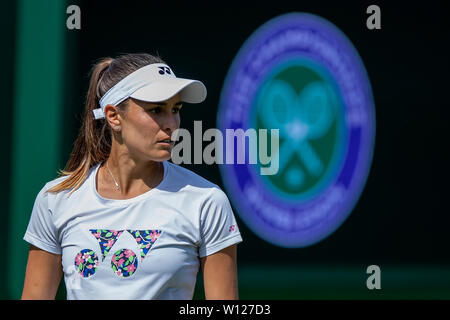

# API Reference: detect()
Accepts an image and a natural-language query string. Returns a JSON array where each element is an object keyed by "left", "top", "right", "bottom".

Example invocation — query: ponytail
[
  {"left": 46, "top": 58, "right": 113, "bottom": 195},
  {"left": 46, "top": 53, "right": 165, "bottom": 195}
]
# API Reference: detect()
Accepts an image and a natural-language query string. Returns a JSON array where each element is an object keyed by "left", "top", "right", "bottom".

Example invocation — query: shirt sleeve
[
  {"left": 23, "top": 183, "right": 62, "bottom": 254},
  {"left": 198, "top": 186, "right": 243, "bottom": 258}
]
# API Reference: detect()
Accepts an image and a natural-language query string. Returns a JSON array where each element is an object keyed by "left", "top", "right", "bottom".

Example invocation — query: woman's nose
[{"left": 161, "top": 112, "right": 180, "bottom": 133}]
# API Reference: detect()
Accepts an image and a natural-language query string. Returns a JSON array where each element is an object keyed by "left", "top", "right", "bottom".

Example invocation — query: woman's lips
[{"left": 157, "top": 139, "right": 174, "bottom": 146}]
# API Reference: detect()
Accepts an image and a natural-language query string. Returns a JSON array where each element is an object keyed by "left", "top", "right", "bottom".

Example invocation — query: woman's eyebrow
[{"left": 152, "top": 101, "right": 183, "bottom": 106}]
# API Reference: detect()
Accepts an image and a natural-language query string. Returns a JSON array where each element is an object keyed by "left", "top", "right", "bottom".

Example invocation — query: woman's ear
[{"left": 104, "top": 104, "right": 121, "bottom": 130}]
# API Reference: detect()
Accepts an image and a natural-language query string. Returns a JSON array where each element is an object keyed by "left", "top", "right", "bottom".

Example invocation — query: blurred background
[{"left": 1, "top": 0, "right": 449, "bottom": 299}]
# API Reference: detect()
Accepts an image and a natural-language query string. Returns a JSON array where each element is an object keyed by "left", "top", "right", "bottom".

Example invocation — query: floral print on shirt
[
  {"left": 111, "top": 248, "right": 138, "bottom": 277},
  {"left": 74, "top": 249, "right": 99, "bottom": 278},
  {"left": 74, "top": 228, "right": 162, "bottom": 278},
  {"left": 127, "top": 230, "right": 162, "bottom": 261},
  {"left": 89, "top": 229, "right": 123, "bottom": 261}
]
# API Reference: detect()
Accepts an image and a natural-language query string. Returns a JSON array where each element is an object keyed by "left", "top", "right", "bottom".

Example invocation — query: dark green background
[{"left": 1, "top": 0, "right": 449, "bottom": 299}]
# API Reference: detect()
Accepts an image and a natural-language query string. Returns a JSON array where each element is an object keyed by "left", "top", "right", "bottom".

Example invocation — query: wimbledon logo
[{"left": 217, "top": 13, "right": 376, "bottom": 247}]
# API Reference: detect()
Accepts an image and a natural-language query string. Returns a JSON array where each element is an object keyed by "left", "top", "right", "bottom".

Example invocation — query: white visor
[{"left": 93, "top": 63, "right": 207, "bottom": 119}]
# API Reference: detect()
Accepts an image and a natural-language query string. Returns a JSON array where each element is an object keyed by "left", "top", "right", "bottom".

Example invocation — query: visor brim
[{"left": 130, "top": 77, "right": 207, "bottom": 104}]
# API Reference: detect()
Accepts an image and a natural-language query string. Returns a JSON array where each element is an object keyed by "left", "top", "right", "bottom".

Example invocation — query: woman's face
[{"left": 117, "top": 93, "right": 182, "bottom": 162}]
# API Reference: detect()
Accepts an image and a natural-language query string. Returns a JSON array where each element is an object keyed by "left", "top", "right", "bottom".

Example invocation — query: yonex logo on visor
[
  {"left": 92, "top": 63, "right": 206, "bottom": 120},
  {"left": 158, "top": 66, "right": 172, "bottom": 75}
]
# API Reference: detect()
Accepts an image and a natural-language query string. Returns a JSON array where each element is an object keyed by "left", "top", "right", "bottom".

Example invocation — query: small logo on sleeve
[{"left": 229, "top": 225, "right": 236, "bottom": 232}]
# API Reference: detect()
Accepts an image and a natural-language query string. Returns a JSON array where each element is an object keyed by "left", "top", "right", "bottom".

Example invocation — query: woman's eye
[{"left": 149, "top": 107, "right": 161, "bottom": 114}]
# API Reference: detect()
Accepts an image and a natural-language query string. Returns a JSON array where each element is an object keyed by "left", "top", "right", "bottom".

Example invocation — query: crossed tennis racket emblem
[{"left": 257, "top": 79, "right": 338, "bottom": 188}]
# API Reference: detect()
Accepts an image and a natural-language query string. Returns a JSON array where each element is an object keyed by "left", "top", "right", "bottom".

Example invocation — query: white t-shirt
[{"left": 23, "top": 160, "right": 243, "bottom": 300}]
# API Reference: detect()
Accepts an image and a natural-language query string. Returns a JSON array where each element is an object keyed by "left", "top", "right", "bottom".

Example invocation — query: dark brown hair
[{"left": 46, "top": 53, "right": 165, "bottom": 195}]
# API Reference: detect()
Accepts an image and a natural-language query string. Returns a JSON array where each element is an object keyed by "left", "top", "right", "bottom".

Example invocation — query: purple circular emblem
[{"left": 217, "top": 13, "right": 376, "bottom": 247}]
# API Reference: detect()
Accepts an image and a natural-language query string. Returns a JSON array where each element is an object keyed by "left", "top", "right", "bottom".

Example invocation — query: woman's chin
[{"left": 152, "top": 150, "right": 172, "bottom": 161}]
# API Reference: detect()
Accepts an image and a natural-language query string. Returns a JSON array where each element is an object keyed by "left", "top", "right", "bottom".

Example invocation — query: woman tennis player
[{"left": 21, "top": 53, "right": 243, "bottom": 300}]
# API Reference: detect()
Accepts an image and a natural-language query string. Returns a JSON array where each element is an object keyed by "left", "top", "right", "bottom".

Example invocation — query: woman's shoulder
[
  {"left": 28, "top": 175, "right": 71, "bottom": 216},
  {"left": 36, "top": 175, "right": 69, "bottom": 196},
  {"left": 46, "top": 174, "right": 71, "bottom": 187},
  {"left": 165, "top": 161, "right": 217, "bottom": 186},
  {"left": 41, "top": 164, "right": 96, "bottom": 200},
  {"left": 164, "top": 161, "right": 231, "bottom": 207},
  {"left": 164, "top": 161, "right": 223, "bottom": 194}
]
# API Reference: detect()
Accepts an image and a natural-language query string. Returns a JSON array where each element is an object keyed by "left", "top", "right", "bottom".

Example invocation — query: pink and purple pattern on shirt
[
  {"left": 89, "top": 229, "right": 124, "bottom": 261},
  {"left": 74, "top": 249, "right": 99, "bottom": 278},
  {"left": 127, "top": 230, "right": 162, "bottom": 261},
  {"left": 111, "top": 248, "right": 138, "bottom": 277},
  {"left": 73, "top": 229, "right": 162, "bottom": 279}
]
